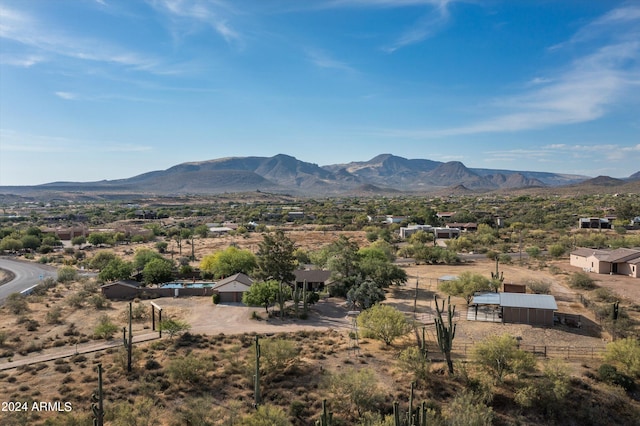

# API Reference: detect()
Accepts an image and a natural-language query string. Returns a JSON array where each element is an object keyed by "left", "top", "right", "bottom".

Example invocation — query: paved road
[{"left": 0, "top": 258, "right": 58, "bottom": 304}]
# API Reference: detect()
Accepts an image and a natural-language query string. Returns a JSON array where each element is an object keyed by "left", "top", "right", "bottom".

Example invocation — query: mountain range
[{"left": 1, "top": 154, "right": 639, "bottom": 199}]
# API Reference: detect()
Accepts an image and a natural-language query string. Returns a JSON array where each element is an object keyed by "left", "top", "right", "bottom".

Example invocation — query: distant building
[
  {"left": 579, "top": 217, "right": 611, "bottom": 229},
  {"left": 385, "top": 215, "right": 407, "bottom": 224},
  {"left": 399, "top": 225, "right": 460, "bottom": 239}
]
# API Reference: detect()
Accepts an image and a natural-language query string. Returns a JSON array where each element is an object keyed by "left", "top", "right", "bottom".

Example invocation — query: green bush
[
  {"left": 592, "top": 287, "right": 618, "bottom": 303},
  {"left": 567, "top": 272, "right": 597, "bottom": 289},
  {"left": 93, "top": 315, "right": 118, "bottom": 340},
  {"left": 46, "top": 306, "right": 63, "bottom": 324},
  {"left": 4, "top": 293, "right": 29, "bottom": 315},
  {"left": 57, "top": 266, "right": 78, "bottom": 283},
  {"left": 167, "top": 354, "right": 210, "bottom": 383},
  {"left": 89, "top": 294, "right": 111, "bottom": 310},
  {"left": 598, "top": 363, "right": 636, "bottom": 392},
  {"left": 525, "top": 279, "right": 551, "bottom": 294},
  {"left": 212, "top": 293, "right": 220, "bottom": 304}
]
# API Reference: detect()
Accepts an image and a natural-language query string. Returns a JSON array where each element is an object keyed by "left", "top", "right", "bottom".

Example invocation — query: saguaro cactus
[
  {"left": 434, "top": 295, "right": 456, "bottom": 375},
  {"left": 254, "top": 335, "right": 261, "bottom": 407},
  {"left": 316, "top": 399, "right": 333, "bottom": 426},
  {"left": 91, "top": 363, "right": 104, "bottom": 426},
  {"left": 122, "top": 302, "right": 133, "bottom": 372},
  {"left": 491, "top": 257, "right": 504, "bottom": 290}
]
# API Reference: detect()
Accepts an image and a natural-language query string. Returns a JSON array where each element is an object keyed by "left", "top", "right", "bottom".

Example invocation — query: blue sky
[{"left": 1, "top": 0, "right": 639, "bottom": 186}]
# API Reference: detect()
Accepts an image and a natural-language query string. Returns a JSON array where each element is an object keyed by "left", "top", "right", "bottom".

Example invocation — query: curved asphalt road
[{"left": 0, "top": 257, "right": 58, "bottom": 304}]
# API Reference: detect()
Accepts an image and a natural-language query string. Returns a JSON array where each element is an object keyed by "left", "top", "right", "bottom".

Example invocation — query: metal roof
[
  {"left": 472, "top": 292, "right": 557, "bottom": 310},
  {"left": 472, "top": 292, "right": 500, "bottom": 305},
  {"left": 438, "top": 275, "right": 458, "bottom": 282},
  {"left": 499, "top": 293, "right": 558, "bottom": 310}
]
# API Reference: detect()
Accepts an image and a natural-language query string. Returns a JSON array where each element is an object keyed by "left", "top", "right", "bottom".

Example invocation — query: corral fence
[{"left": 418, "top": 340, "right": 605, "bottom": 361}]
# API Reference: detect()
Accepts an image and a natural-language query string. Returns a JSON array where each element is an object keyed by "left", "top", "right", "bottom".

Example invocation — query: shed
[
  {"left": 471, "top": 293, "right": 557, "bottom": 326},
  {"left": 213, "top": 273, "right": 253, "bottom": 303},
  {"left": 500, "top": 293, "right": 557, "bottom": 326},
  {"left": 101, "top": 280, "right": 142, "bottom": 300}
]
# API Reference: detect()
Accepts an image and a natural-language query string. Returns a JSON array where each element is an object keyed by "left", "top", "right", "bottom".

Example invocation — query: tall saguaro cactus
[
  {"left": 122, "top": 302, "right": 133, "bottom": 372},
  {"left": 491, "top": 257, "right": 504, "bottom": 290},
  {"left": 91, "top": 363, "right": 104, "bottom": 426},
  {"left": 254, "top": 335, "right": 261, "bottom": 407},
  {"left": 434, "top": 295, "right": 456, "bottom": 375},
  {"left": 316, "top": 399, "right": 333, "bottom": 426}
]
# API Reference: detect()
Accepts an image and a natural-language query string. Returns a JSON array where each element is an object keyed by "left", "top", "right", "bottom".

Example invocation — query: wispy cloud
[
  {"left": 1, "top": 54, "right": 45, "bottom": 67},
  {"left": 371, "top": 4, "right": 640, "bottom": 138},
  {"left": 383, "top": 0, "right": 454, "bottom": 52},
  {"left": 148, "top": 0, "right": 241, "bottom": 46},
  {"left": 54, "top": 92, "right": 77, "bottom": 100},
  {"left": 484, "top": 144, "right": 640, "bottom": 166},
  {"left": 0, "top": 129, "right": 152, "bottom": 153},
  {"left": 305, "top": 48, "right": 357, "bottom": 73},
  {"left": 0, "top": 5, "right": 160, "bottom": 71},
  {"left": 318, "top": 0, "right": 458, "bottom": 52}
]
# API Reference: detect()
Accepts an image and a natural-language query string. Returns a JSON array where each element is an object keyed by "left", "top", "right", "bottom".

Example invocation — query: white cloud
[
  {"left": 305, "top": 48, "right": 357, "bottom": 73},
  {"left": 148, "top": 0, "right": 241, "bottom": 45},
  {"left": 1, "top": 54, "right": 45, "bottom": 67},
  {"left": 54, "top": 92, "right": 77, "bottom": 100},
  {"left": 0, "top": 129, "right": 152, "bottom": 153},
  {"left": 371, "top": 5, "right": 640, "bottom": 138},
  {"left": 383, "top": 0, "right": 454, "bottom": 52},
  {"left": 0, "top": 5, "right": 160, "bottom": 71}
]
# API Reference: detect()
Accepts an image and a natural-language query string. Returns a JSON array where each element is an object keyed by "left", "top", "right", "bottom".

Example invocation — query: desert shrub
[
  {"left": 57, "top": 266, "right": 78, "bottom": 283},
  {"left": 548, "top": 265, "right": 561, "bottom": 275},
  {"left": 89, "top": 294, "right": 111, "bottom": 310},
  {"left": 241, "top": 404, "right": 291, "bottom": 426},
  {"left": 130, "top": 301, "right": 148, "bottom": 321},
  {"left": 55, "top": 363, "right": 72, "bottom": 373},
  {"left": 260, "top": 338, "right": 299, "bottom": 372},
  {"left": 80, "top": 280, "right": 99, "bottom": 295},
  {"left": 167, "top": 354, "right": 210, "bottom": 383},
  {"left": 548, "top": 244, "right": 566, "bottom": 258},
  {"left": 173, "top": 397, "right": 218, "bottom": 426},
  {"left": 604, "top": 338, "right": 640, "bottom": 377},
  {"left": 31, "top": 277, "right": 58, "bottom": 296},
  {"left": 567, "top": 272, "right": 596, "bottom": 289},
  {"left": 598, "top": 364, "right": 636, "bottom": 392},
  {"left": 525, "top": 246, "right": 541, "bottom": 258},
  {"left": 324, "top": 367, "right": 384, "bottom": 418},
  {"left": 525, "top": 279, "right": 551, "bottom": 294},
  {"left": 473, "top": 334, "right": 536, "bottom": 382},
  {"left": 592, "top": 287, "right": 618, "bottom": 303},
  {"left": 357, "top": 304, "right": 409, "bottom": 346},
  {"left": 444, "top": 390, "right": 493, "bottom": 426},
  {"left": 4, "top": 293, "right": 29, "bottom": 315},
  {"left": 159, "top": 318, "right": 190, "bottom": 339},
  {"left": 398, "top": 346, "right": 429, "bottom": 383},
  {"left": 145, "top": 359, "right": 162, "bottom": 370},
  {"left": 66, "top": 293, "right": 85, "bottom": 308},
  {"left": 25, "top": 319, "right": 40, "bottom": 331},
  {"left": 0, "top": 331, "right": 7, "bottom": 346},
  {"left": 93, "top": 315, "right": 118, "bottom": 340},
  {"left": 105, "top": 397, "right": 160, "bottom": 426}
]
